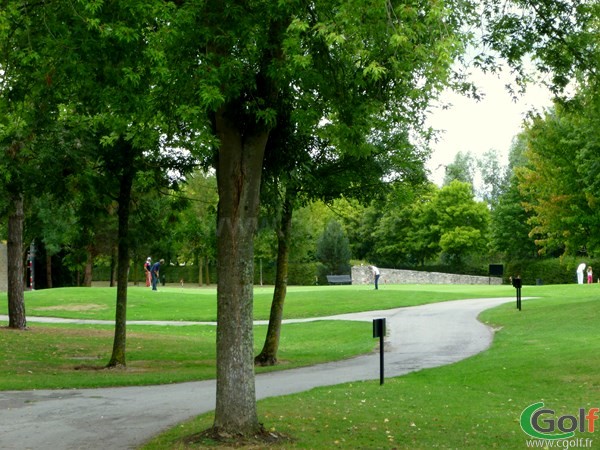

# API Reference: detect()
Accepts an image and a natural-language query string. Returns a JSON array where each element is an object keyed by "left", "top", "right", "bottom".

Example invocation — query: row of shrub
[
  {"left": 505, "top": 257, "right": 597, "bottom": 285},
  {"left": 92, "top": 261, "right": 321, "bottom": 286},
  {"left": 409, "top": 258, "right": 595, "bottom": 286},
  {"left": 92, "top": 257, "right": 593, "bottom": 287}
]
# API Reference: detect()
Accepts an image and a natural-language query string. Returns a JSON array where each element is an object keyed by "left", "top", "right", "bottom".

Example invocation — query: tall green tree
[
  {"left": 518, "top": 107, "right": 580, "bottom": 256},
  {"left": 160, "top": 0, "right": 480, "bottom": 435},
  {"left": 489, "top": 135, "right": 537, "bottom": 260},
  {"left": 252, "top": 98, "right": 315, "bottom": 366},
  {"left": 569, "top": 87, "right": 600, "bottom": 255},
  {"left": 0, "top": 1, "right": 66, "bottom": 328},
  {"left": 53, "top": 1, "right": 168, "bottom": 368},
  {"left": 171, "top": 171, "right": 218, "bottom": 285},
  {"left": 371, "top": 183, "right": 438, "bottom": 267},
  {"left": 476, "top": 149, "right": 507, "bottom": 207},
  {"left": 70, "top": 1, "right": 196, "bottom": 367},
  {"left": 425, "top": 181, "right": 490, "bottom": 265},
  {"left": 483, "top": 0, "right": 599, "bottom": 95},
  {"left": 517, "top": 100, "right": 599, "bottom": 257},
  {"left": 443, "top": 151, "right": 475, "bottom": 187},
  {"left": 256, "top": 104, "right": 425, "bottom": 365},
  {"left": 1, "top": 0, "right": 195, "bottom": 361},
  {"left": 341, "top": 200, "right": 381, "bottom": 263},
  {"left": 478, "top": 0, "right": 600, "bottom": 261},
  {"left": 316, "top": 219, "right": 352, "bottom": 277}
]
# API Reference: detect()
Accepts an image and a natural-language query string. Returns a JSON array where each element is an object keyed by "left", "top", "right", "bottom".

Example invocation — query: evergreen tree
[{"left": 316, "top": 219, "right": 352, "bottom": 277}]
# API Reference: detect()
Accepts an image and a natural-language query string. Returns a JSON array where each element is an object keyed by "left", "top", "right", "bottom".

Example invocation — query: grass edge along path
[{"left": 142, "top": 285, "right": 600, "bottom": 449}]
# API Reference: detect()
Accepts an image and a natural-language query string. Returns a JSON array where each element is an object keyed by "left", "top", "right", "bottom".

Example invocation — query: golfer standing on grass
[
  {"left": 151, "top": 259, "right": 164, "bottom": 291},
  {"left": 371, "top": 265, "right": 380, "bottom": 290}
]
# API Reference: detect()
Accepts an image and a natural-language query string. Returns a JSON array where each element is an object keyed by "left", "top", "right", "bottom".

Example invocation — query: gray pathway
[{"left": 0, "top": 297, "right": 518, "bottom": 450}]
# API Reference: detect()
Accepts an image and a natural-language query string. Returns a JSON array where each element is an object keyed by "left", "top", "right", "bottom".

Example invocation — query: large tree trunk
[
  {"left": 255, "top": 193, "right": 293, "bottom": 366},
  {"left": 212, "top": 105, "right": 269, "bottom": 435},
  {"left": 107, "top": 141, "right": 135, "bottom": 368},
  {"left": 7, "top": 193, "right": 26, "bottom": 329}
]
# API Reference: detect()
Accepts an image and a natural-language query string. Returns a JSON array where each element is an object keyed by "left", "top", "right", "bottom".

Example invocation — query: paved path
[{"left": 0, "top": 297, "right": 518, "bottom": 450}]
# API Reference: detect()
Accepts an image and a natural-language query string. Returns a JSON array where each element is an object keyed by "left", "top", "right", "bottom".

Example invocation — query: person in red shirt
[{"left": 144, "top": 257, "right": 152, "bottom": 287}]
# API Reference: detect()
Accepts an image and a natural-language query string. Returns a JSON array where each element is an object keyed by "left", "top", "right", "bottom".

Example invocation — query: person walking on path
[
  {"left": 151, "top": 259, "right": 164, "bottom": 291},
  {"left": 144, "top": 257, "right": 152, "bottom": 287},
  {"left": 371, "top": 265, "right": 380, "bottom": 290}
]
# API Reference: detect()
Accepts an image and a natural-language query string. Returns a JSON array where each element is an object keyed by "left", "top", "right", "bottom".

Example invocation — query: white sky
[{"left": 425, "top": 68, "right": 554, "bottom": 185}]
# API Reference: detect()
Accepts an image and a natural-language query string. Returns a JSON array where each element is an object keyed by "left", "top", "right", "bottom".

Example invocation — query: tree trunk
[
  {"left": 83, "top": 246, "right": 93, "bottom": 287},
  {"left": 107, "top": 141, "right": 135, "bottom": 368},
  {"left": 212, "top": 105, "right": 269, "bottom": 435},
  {"left": 255, "top": 193, "right": 293, "bottom": 366},
  {"left": 132, "top": 250, "right": 139, "bottom": 286},
  {"left": 109, "top": 246, "right": 117, "bottom": 287},
  {"left": 7, "top": 193, "right": 26, "bottom": 330},
  {"left": 198, "top": 255, "right": 203, "bottom": 286},
  {"left": 45, "top": 253, "right": 53, "bottom": 288},
  {"left": 205, "top": 256, "right": 210, "bottom": 285}
]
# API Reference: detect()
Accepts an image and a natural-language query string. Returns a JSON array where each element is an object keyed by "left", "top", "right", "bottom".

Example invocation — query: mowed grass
[
  {"left": 3, "top": 283, "right": 599, "bottom": 448},
  {"left": 0, "top": 282, "right": 517, "bottom": 322},
  {"left": 0, "top": 283, "right": 514, "bottom": 391},
  {"left": 0, "top": 319, "right": 374, "bottom": 390},
  {"left": 142, "top": 284, "right": 600, "bottom": 449}
]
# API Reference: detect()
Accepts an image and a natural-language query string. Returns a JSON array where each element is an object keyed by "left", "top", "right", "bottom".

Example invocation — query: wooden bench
[{"left": 326, "top": 274, "right": 352, "bottom": 285}]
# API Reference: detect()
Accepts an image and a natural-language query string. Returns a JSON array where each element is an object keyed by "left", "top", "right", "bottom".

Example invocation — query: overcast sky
[{"left": 425, "top": 68, "right": 554, "bottom": 185}]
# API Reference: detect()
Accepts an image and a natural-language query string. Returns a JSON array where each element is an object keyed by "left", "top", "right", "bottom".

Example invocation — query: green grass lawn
[
  {"left": 0, "top": 318, "right": 375, "bottom": 390},
  {"left": 2, "top": 283, "right": 599, "bottom": 448},
  {"left": 0, "top": 284, "right": 516, "bottom": 390},
  {"left": 1, "top": 283, "right": 518, "bottom": 322},
  {"left": 141, "top": 284, "right": 600, "bottom": 449}
]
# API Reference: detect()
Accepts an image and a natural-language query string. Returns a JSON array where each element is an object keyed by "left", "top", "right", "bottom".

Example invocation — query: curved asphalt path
[{"left": 0, "top": 297, "right": 518, "bottom": 450}]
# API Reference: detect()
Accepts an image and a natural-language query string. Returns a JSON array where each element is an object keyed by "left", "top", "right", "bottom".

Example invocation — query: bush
[
  {"left": 288, "top": 262, "right": 319, "bottom": 285},
  {"left": 253, "top": 261, "right": 319, "bottom": 286}
]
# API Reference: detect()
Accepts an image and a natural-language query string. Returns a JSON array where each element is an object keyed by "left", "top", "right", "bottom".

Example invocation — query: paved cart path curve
[{"left": 0, "top": 297, "right": 519, "bottom": 450}]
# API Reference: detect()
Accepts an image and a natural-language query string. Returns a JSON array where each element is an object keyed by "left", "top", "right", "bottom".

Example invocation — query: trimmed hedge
[
  {"left": 505, "top": 257, "right": 598, "bottom": 285},
  {"left": 92, "top": 264, "right": 217, "bottom": 286},
  {"left": 93, "top": 261, "right": 320, "bottom": 286},
  {"left": 93, "top": 257, "right": 597, "bottom": 286}
]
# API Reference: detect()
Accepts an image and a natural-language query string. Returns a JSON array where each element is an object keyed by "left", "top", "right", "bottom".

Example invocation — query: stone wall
[
  {"left": 0, "top": 242, "right": 6, "bottom": 291},
  {"left": 351, "top": 265, "right": 503, "bottom": 286}
]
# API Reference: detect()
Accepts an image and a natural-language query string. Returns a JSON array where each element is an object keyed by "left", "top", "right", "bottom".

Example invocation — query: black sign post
[
  {"left": 372, "top": 318, "right": 386, "bottom": 385},
  {"left": 512, "top": 276, "right": 522, "bottom": 311}
]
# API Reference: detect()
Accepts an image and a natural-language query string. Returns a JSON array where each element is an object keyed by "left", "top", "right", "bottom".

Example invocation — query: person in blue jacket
[{"left": 151, "top": 259, "right": 164, "bottom": 291}]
